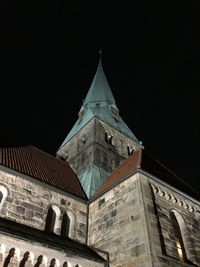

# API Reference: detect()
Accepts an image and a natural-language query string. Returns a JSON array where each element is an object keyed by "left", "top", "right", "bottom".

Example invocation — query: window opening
[
  {"left": 61, "top": 212, "right": 70, "bottom": 238},
  {"left": 49, "top": 258, "right": 56, "bottom": 267},
  {"left": 45, "top": 207, "right": 56, "bottom": 232},
  {"left": 105, "top": 132, "right": 113, "bottom": 145},
  {"left": 170, "top": 212, "right": 187, "bottom": 262},
  {"left": 3, "top": 248, "right": 15, "bottom": 267},
  {"left": 127, "top": 145, "right": 135, "bottom": 156},
  {"left": 34, "top": 255, "right": 43, "bottom": 267},
  {"left": 19, "top": 252, "right": 30, "bottom": 267}
]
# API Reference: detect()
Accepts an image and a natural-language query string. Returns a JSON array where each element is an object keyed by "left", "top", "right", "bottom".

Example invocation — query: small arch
[
  {"left": 19, "top": 251, "right": 30, "bottom": 267},
  {"left": 45, "top": 205, "right": 61, "bottom": 234},
  {"left": 34, "top": 255, "right": 43, "bottom": 267},
  {"left": 49, "top": 258, "right": 56, "bottom": 267},
  {"left": 62, "top": 262, "right": 73, "bottom": 267},
  {"left": 3, "top": 247, "right": 15, "bottom": 267}
]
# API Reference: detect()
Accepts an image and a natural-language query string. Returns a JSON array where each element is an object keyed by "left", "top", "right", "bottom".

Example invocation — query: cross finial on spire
[{"left": 99, "top": 48, "right": 102, "bottom": 60}]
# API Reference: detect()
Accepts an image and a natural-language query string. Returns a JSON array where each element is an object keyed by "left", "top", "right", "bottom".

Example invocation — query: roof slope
[
  {"left": 0, "top": 217, "right": 106, "bottom": 263},
  {"left": 59, "top": 60, "right": 139, "bottom": 148},
  {"left": 0, "top": 141, "right": 87, "bottom": 199},
  {"left": 94, "top": 149, "right": 200, "bottom": 201}
]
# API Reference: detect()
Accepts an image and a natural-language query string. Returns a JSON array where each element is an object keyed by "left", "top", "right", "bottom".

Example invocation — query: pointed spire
[
  {"left": 58, "top": 56, "right": 139, "bottom": 148},
  {"left": 83, "top": 54, "right": 116, "bottom": 107}
]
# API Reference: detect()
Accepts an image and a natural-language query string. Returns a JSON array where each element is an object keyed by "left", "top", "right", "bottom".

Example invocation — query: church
[{"left": 0, "top": 57, "right": 200, "bottom": 267}]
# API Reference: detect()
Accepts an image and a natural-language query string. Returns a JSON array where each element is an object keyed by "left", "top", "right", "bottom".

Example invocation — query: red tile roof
[
  {"left": 0, "top": 145, "right": 87, "bottom": 199},
  {"left": 94, "top": 149, "right": 142, "bottom": 197},
  {"left": 94, "top": 149, "right": 200, "bottom": 201}
]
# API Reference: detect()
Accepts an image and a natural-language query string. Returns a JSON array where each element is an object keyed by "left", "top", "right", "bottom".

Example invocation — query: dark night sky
[{"left": 0, "top": 1, "right": 200, "bottom": 192}]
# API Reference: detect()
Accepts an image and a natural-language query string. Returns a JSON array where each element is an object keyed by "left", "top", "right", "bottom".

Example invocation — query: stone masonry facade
[
  {"left": 88, "top": 173, "right": 152, "bottom": 267},
  {"left": 0, "top": 167, "right": 87, "bottom": 243},
  {"left": 57, "top": 118, "right": 139, "bottom": 179},
  {"left": 88, "top": 172, "right": 200, "bottom": 267}
]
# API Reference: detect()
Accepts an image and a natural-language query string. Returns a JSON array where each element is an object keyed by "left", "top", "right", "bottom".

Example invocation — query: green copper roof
[
  {"left": 60, "top": 60, "right": 139, "bottom": 148},
  {"left": 84, "top": 59, "right": 116, "bottom": 106},
  {"left": 78, "top": 165, "right": 110, "bottom": 198}
]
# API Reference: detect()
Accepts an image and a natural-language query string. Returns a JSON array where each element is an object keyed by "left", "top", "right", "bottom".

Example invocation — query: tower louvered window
[{"left": 105, "top": 132, "right": 113, "bottom": 145}]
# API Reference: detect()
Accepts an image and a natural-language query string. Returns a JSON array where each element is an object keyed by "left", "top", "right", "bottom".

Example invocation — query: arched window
[
  {"left": 63, "top": 262, "right": 68, "bottom": 267},
  {"left": 170, "top": 211, "right": 187, "bottom": 262},
  {"left": 45, "top": 207, "right": 56, "bottom": 232},
  {"left": 3, "top": 248, "right": 15, "bottom": 267},
  {"left": 34, "top": 255, "right": 43, "bottom": 267},
  {"left": 19, "top": 252, "right": 30, "bottom": 267},
  {"left": 49, "top": 258, "right": 56, "bottom": 267},
  {"left": 170, "top": 210, "right": 197, "bottom": 264},
  {"left": 45, "top": 205, "right": 61, "bottom": 234},
  {"left": 61, "top": 213, "right": 70, "bottom": 238},
  {"left": 61, "top": 210, "right": 76, "bottom": 239}
]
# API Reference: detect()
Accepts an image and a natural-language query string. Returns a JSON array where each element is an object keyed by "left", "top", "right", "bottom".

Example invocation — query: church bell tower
[{"left": 57, "top": 56, "right": 142, "bottom": 198}]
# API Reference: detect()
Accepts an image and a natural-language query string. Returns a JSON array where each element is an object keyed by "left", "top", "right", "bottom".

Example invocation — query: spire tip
[{"left": 99, "top": 49, "right": 102, "bottom": 60}]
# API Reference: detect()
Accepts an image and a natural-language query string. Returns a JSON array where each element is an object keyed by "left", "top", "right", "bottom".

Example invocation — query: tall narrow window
[
  {"left": 170, "top": 211, "right": 187, "bottom": 262},
  {"left": 45, "top": 205, "right": 61, "bottom": 234},
  {"left": 61, "top": 212, "right": 70, "bottom": 238},
  {"left": 45, "top": 207, "right": 56, "bottom": 232}
]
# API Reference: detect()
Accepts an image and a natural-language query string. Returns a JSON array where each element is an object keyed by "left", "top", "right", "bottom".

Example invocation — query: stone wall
[
  {"left": 88, "top": 171, "right": 200, "bottom": 267},
  {"left": 0, "top": 234, "right": 105, "bottom": 267},
  {"left": 138, "top": 172, "right": 200, "bottom": 267},
  {"left": 0, "top": 168, "right": 87, "bottom": 243},
  {"left": 88, "top": 173, "right": 152, "bottom": 267},
  {"left": 94, "top": 119, "right": 139, "bottom": 160},
  {"left": 57, "top": 118, "right": 139, "bottom": 178}
]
